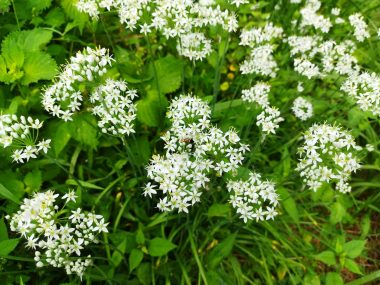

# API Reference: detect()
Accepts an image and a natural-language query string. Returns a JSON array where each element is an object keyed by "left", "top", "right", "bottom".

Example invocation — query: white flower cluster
[
  {"left": 8, "top": 190, "right": 108, "bottom": 279},
  {"left": 42, "top": 47, "right": 113, "bottom": 122},
  {"left": 241, "top": 83, "right": 284, "bottom": 135},
  {"left": 341, "top": 72, "right": 380, "bottom": 117},
  {"left": 0, "top": 114, "right": 50, "bottom": 163},
  {"left": 144, "top": 95, "right": 249, "bottom": 213},
  {"left": 241, "top": 82, "right": 270, "bottom": 108},
  {"left": 296, "top": 124, "right": 361, "bottom": 193},
  {"left": 256, "top": 106, "right": 284, "bottom": 135},
  {"left": 288, "top": 36, "right": 359, "bottom": 78},
  {"left": 292, "top": 97, "right": 313, "bottom": 121},
  {"left": 299, "top": 0, "right": 332, "bottom": 33},
  {"left": 348, "top": 13, "right": 370, "bottom": 42},
  {"left": 177, "top": 32, "right": 212, "bottom": 61},
  {"left": 76, "top": 1, "right": 237, "bottom": 60},
  {"left": 227, "top": 172, "right": 279, "bottom": 223},
  {"left": 239, "top": 23, "right": 283, "bottom": 77},
  {"left": 90, "top": 79, "right": 138, "bottom": 135}
]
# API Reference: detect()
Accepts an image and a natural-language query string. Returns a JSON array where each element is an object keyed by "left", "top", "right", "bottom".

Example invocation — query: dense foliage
[{"left": 0, "top": 0, "right": 379, "bottom": 284}]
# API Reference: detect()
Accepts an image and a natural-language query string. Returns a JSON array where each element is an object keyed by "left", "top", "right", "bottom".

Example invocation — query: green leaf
[
  {"left": 148, "top": 238, "right": 177, "bottom": 257},
  {"left": 136, "top": 90, "right": 168, "bottom": 127},
  {"left": 304, "top": 273, "right": 321, "bottom": 285},
  {"left": 343, "top": 240, "right": 366, "bottom": 259},
  {"left": 151, "top": 55, "right": 182, "bottom": 94},
  {"left": 0, "top": 183, "right": 20, "bottom": 204},
  {"left": 207, "top": 203, "right": 230, "bottom": 218},
  {"left": 14, "top": 29, "right": 53, "bottom": 52},
  {"left": 0, "top": 218, "right": 9, "bottom": 242},
  {"left": 137, "top": 262, "right": 151, "bottom": 285},
  {"left": 129, "top": 248, "right": 144, "bottom": 273},
  {"left": 1, "top": 33, "right": 24, "bottom": 68},
  {"left": 53, "top": 122, "right": 71, "bottom": 156},
  {"left": 326, "top": 272, "right": 343, "bottom": 285},
  {"left": 0, "top": 239, "right": 19, "bottom": 256},
  {"left": 21, "top": 52, "right": 57, "bottom": 85},
  {"left": 345, "top": 258, "right": 363, "bottom": 275},
  {"left": 330, "top": 201, "right": 346, "bottom": 224},
  {"left": 277, "top": 187, "right": 299, "bottom": 223},
  {"left": 314, "top": 250, "right": 336, "bottom": 266},
  {"left": 127, "top": 136, "right": 151, "bottom": 166},
  {"left": 68, "top": 113, "right": 99, "bottom": 148},
  {"left": 61, "top": 0, "right": 89, "bottom": 33},
  {"left": 111, "top": 239, "right": 127, "bottom": 267},
  {"left": 207, "top": 233, "right": 236, "bottom": 269},
  {"left": 66, "top": 179, "right": 103, "bottom": 190},
  {"left": 24, "top": 169, "right": 42, "bottom": 191}
]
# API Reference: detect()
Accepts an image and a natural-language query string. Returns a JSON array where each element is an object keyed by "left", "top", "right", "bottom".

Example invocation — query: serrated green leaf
[
  {"left": 345, "top": 259, "right": 363, "bottom": 275},
  {"left": 14, "top": 29, "right": 52, "bottom": 52},
  {"left": 326, "top": 272, "right": 343, "bottom": 285},
  {"left": 0, "top": 239, "right": 19, "bottom": 256},
  {"left": 21, "top": 51, "right": 57, "bottom": 85},
  {"left": 129, "top": 248, "right": 144, "bottom": 273},
  {"left": 207, "top": 233, "right": 236, "bottom": 269},
  {"left": 148, "top": 238, "right": 176, "bottom": 257},
  {"left": 343, "top": 240, "right": 366, "bottom": 259},
  {"left": 315, "top": 250, "right": 336, "bottom": 266},
  {"left": 151, "top": 55, "right": 182, "bottom": 94},
  {"left": 1, "top": 33, "right": 24, "bottom": 68},
  {"left": 14, "top": 0, "right": 52, "bottom": 19}
]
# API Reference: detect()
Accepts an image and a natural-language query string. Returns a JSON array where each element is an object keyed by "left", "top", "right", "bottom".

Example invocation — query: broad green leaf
[
  {"left": 137, "top": 262, "right": 151, "bottom": 285},
  {"left": 343, "top": 240, "right": 366, "bottom": 259},
  {"left": 330, "top": 201, "right": 346, "bottom": 224},
  {"left": 129, "top": 248, "right": 144, "bottom": 273},
  {"left": 111, "top": 239, "right": 127, "bottom": 267},
  {"left": 151, "top": 55, "right": 182, "bottom": 94},
  {"left": 21, "top": 52, "right": 57, "bottom": 85},
  {"left": 325, "top": 272, "right": 343, "bottom": 285},
  {"left": 0, "top": 183, "right": 20, "bottom": 204},
  {"left": 0, "top": 218, "right": 8, "bottom": 242},
  {"left": 1, "top": 33, "right": 24, "bottom": 68},
  {"left": 0, "top": 239, "right": 19, "bottom": 256},
  {"left": 68, "top": 113, "right": 99, "bottom": 148},
  {"left": 53, "top": 122, "right": 71, "bottom": 156},
  {"left": 304, "top": 273, "right": 321, "bottom": 285},
  {"left": 208, "top": 203, "right": 230, "bottom": 218},
  {"left": 136, "top": 90, "right": 168, "bottom": 127},
  {"left": 207, "top": 233, "right": 236, "bottom": 269},
  {"left": 314, "top": 250, "right": 336, "bottom": 266},
  {"left": 345, "top": 258, "right": 362, "bottom": 275},
  {"left": 24, "top": 169, "right": 42, "bottom": 191},
  {"left": 14, "top": 0, "right": 52, "bottom": 19},
  {"left": 148, "top": 238, "right": 176, "bottom": 257},
  {"left": 277, "top": 187, "right": 299, "bottom": 223},
  {"left": 14, "top": 29, "right": 52, "bottom": 52},
  {"left": 61, "top": 0, "right": 89, "bottom": 33}
]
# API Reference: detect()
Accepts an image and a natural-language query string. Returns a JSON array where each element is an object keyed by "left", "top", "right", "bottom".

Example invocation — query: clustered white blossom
[
  {"left": 177, "top": 32, "right": 212, "bottom": 61},
  {"left": 42, "top": 47, "right": 113, "bottom": 122},
  {"left": 256, "top": 106, "right": 284, "bottom": 135},
  {"left": 144, "top": 94, "right": 249, "bottom": 213},
  {"left": 292, "top": 97, "right": 313, "bottom": 121},
  {"left": 76, "top": 0, "right": 237, "bottom": 60},
  {"left": 8, "top": 190, "right": 108, "bottom": 279},
  {"left": 239, "top": 23, "right": 283, "bottom": 77},
  {"left": 341, "top": 72, "right": 380, "bottom": 117},
  {"left": 299, "top": 0, "right": 332, "bottom": 33},
  {"left": 90, "top": 79, "right": 138, "bottom": 135},
  {"left": 348, "top": 13, "right": 370, "bottom": 42},
  {"left": 241, "top": 83, "right": 284, "bottom": 135},
  {"left": 0, "top": 114, "right": 50, "bottom": 163},
  {"left": 288, "top": 36, "right": 359, "bottom": 78},
  {"left": 227, "top": 172, "right": 279, "bottom": 223},
  {"left": 296, "top": 124, "right": 361, "bottom": 193}
]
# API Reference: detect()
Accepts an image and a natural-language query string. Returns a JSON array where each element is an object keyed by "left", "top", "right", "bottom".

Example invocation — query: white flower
[
  {"left": 63, "top": 190, "right": 78, "bottom": 203},
  {"left": 292, "top": 97, "right": 313, "bottom": 120},
  {"left": 349, "top": 13, "right": 370, "bottom": 42}
]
